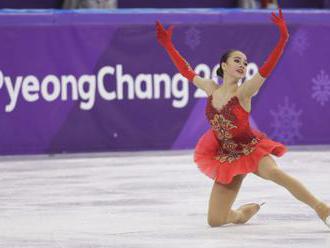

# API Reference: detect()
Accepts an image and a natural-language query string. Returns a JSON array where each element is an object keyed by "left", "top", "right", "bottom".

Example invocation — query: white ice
[{"left": 0, "top": 148, "right": 330, "bottom": 248}]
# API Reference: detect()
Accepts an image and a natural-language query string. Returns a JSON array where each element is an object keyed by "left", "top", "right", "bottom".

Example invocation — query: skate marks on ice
[{"left": 0, "top": 149, "right": 330, "bottom": 247}]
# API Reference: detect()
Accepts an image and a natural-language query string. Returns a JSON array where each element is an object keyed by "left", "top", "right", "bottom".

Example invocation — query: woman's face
[{"left": 222, "top": 51, "right": 248, "bottom": 79}]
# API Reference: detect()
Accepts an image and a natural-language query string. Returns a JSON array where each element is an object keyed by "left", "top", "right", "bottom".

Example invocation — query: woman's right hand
[
  {"left": 156, "top": 21, "right": 174, "bottom": 48},
  {"left": 155, "top": 20, "right": 197, "bottom": 81}
]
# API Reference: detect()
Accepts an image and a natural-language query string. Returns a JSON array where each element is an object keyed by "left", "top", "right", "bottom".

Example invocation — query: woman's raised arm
[
  {"left": 156, "top": 21, "right": 218, "bottom": 96},
  {"left": 240, "top": 7, "right": 289, "bottom": 98}
]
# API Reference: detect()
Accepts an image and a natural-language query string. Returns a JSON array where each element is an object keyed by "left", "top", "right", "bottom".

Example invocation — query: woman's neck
[{"left": 221, "top": 78, "right": 239, "bottom": 94}]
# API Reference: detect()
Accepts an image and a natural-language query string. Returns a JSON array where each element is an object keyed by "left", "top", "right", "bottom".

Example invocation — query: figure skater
[{"left": 155, "top": 8, "right": 330, "bottom": 228}]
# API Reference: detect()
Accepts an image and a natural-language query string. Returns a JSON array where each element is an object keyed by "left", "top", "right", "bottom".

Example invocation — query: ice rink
[{"left": 0, "top": 148, "right": 330, "bottom": 247}]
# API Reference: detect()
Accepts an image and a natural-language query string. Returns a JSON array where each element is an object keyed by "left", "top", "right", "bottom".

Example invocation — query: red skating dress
[{"left": 193, "top": 95, "right": 288, "bottom": 185}]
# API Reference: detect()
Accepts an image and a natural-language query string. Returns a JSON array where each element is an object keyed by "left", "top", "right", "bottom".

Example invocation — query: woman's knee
[{"left": 208, "top": 216, "right": 227, "bottom": 227}]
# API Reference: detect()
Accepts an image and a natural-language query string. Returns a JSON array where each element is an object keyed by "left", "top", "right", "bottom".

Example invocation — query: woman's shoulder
[
  {"left": 208, "top": 85, "right": 223, "bottom": 97},
  {"left": 237, "top": 86, "right": 252, "bottom": 100}
]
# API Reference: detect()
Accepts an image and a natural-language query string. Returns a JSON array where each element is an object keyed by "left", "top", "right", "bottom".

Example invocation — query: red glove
[
  {"left": 259, "top": 7, "right": 289, "bottom": 78},
  {"left": 156, "top": 21, "right": 197, "bottom": 81}
]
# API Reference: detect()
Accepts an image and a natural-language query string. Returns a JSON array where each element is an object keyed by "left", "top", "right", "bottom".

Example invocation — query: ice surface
[{"left": 0, "top": 148, "right": 329, "bottom": 247}]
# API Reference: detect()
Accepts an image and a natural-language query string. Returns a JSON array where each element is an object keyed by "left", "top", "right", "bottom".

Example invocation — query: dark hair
[{"left": 216, "top": 49, "right": 238, "bottom": 79}]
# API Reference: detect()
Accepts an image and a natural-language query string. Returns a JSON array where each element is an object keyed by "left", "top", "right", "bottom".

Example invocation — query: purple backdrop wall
[
  {"left": 0, "top": 0, "right": 326, "bottom": 9},
  {"left": 0, "top": 9, "right": 329, "bottom": 155}
]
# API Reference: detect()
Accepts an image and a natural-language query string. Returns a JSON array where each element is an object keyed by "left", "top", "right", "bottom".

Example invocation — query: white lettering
[
  {"left": 116, "top": 64, "right": 134, "bottom": 100},
  {"left": 0, "top": 70, "right": 3, "bottom": 89},
  {"left": 0, "top": 63, "right": 257, "bottom": 112},
  {"left": 78, "top": 75, "right": 96, "bottom": 110},
  {"left": 98, "top": 66, "right": 116, "bottom": 101},
  {"left": 22, "top": 75, "right": 39, "bottom": 102},
  {"left": 5, "top": 75, "right": 23, "bottom": 112},
  {"left": 172, "top": 73, "right": 188, "bottom": 108},
  {"left": 41, "top": 75, "right": 61, "bottom": 101},
  {"left": 61, "top": 75, "right": 79, "bottom": 100},
  {"left": 135, "top": 74, "right": 152, "bottom": 99},
  {"left": 153, "top": 73, "right": 171, "bottom": 99}
]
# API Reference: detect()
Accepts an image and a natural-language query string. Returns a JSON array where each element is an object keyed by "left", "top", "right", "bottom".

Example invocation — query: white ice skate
[
  {"left": 325, "top": 216, "right": 330, "bottom": 228},
  {"left": 234, "top": 201, "right": 266, "bottom": 224},
  {"left": 313, "top": 202, "right": 330, "bottom": 228}
]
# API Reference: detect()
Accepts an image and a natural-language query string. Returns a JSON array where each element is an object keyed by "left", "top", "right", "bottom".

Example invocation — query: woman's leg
[
  {"left": 208, "top": 174, "right": 253, "bottom": 227},
  {"left": 254, "top": 155, "right": 330, "bottom": 221},
  {"left": 207, "top": 175, "right": 243, "bottom": 227}
]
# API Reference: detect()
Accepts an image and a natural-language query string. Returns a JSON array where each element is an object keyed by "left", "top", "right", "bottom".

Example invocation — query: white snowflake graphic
[
  {"left": 311, "top": 70, "right": 330, "bottom": 106},
  {"left": 184, "top": 26, "right": 201, "bottom": 50},
  {"left": 269, "top": 96, "right": 303, "bottom": 145},
  {"left": 292, "top": 29, "right": 309, "bottom": 56}
]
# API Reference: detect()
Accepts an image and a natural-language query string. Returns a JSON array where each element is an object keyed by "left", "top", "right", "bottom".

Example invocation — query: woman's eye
[
  {"left": 244, "top": 63, "right": 248, "bottom": 66},
  {"left": 234, "top": 60, "right": 239, "bottom": 63}
]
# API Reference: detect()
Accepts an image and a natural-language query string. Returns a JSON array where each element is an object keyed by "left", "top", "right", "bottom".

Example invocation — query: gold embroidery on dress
[
  {"left": 210, "top": 114, "right": 237, "bottom": 140},
  {"left": 215, "top": 151, "right": 241, "bottom": 163},
  {"left": 209, "top": 112, "right": 259, "bottom": 164}
]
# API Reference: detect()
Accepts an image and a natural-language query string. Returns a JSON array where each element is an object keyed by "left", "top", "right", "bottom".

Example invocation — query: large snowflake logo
[
  {"left": 311, "top": 70, "right": 330, "bottom": 106},
  {"left": 292, "top": 29, "right": 309, "bottom": 56},
  {"left": 184, "top": 26, "right": 201, "bottom": 50},
  {"left": 269, "top": 97, "right": 303, "bottom": 145}
]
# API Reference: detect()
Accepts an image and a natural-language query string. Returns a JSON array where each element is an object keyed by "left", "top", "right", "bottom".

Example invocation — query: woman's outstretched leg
[{"left": 254, "top": 155, "right": 330, "bottom": 225}]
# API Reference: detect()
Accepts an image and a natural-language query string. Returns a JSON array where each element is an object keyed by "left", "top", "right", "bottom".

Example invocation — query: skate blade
[{"left": 325, "top": 216, "right": 330, "bottom": 228}]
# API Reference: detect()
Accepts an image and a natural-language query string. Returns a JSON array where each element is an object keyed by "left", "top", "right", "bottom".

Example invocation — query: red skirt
[{"left": 193, "top": 128, "right": 287, "bottom": 185}]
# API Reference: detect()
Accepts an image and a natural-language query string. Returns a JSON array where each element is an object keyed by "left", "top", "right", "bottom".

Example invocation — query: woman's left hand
[{"left": 271, "top": 7, "right": 289, "bottom": 41}]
